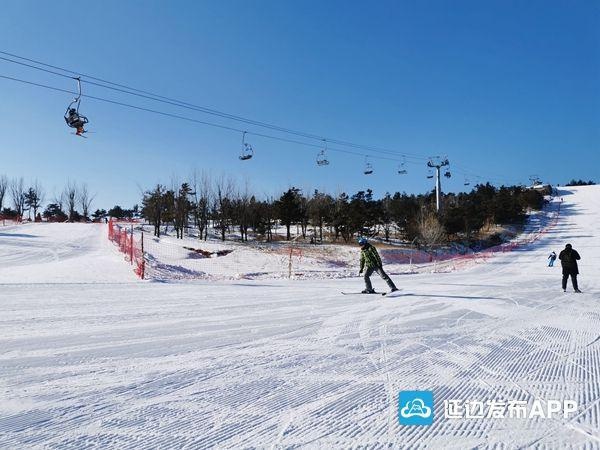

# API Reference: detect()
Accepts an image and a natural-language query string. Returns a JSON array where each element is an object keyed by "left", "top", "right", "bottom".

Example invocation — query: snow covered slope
[
  {"left": 0, "top": 223, "right": 137, "bottom": 283},
  {"left": 0, "top": 186, "right": 599, "bottom": 448}
]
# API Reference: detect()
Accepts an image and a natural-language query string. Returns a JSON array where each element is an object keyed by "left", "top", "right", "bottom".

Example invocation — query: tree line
[
  {"left": 0, "top": 172, "right": 549, "bottom": 248},
  {"left": 565, "top": 179, "right": 595, "bottom": 186},
  {"left": 0, "top": 175, "right": 96, "bottom": 222},
  {"left": 140, "top": 174, "right": 547, "bottom": 247}
]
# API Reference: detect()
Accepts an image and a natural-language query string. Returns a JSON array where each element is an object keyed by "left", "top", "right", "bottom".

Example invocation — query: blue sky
[{"left": 0, "top": 0, "right": 598, "bottom": 210}]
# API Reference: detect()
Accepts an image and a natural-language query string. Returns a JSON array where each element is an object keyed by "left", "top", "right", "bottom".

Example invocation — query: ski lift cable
[
  {"left": 1, "top": 54, "right": 527, "bottom": 184},
  {"left": 446, "top": 157, "right": 530, "bottom": 187},
  {"left": 0, "top": 50, "right": 430, "bottom": 161},
  {"left": 2, "top": 66, "right": 523, "bottom": 183},
  {"left": 447, "top": 160, "right": 521, "bottom": 186},
  {"left": 451, "top": 168, "right": 510, "bottom": 186},
  {"left": 2, "top": 50, "right": 540, "bottom": 184},
  {"left": 0, "top": 73, "right": 424, "bottom": 165},
  {"left": 424, "top": 152, "right": 520, "bottom": 186},
  {"left": 451, "top": 160, "right": 517, "bottom": 181}
]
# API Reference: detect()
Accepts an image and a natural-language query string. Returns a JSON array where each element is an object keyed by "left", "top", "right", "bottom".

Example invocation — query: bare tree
[
  {"left": 192, "top": 171, "right": 212, "bottom": 240},
  {"left": 52, "top": 189, "right": 65, "bottom": 212},
  {"left": 235, "top": 180, "right": 252, "bottom": 242},
  {"left": 25, "top": 180, "right": 45, "bottom": 221},
  {"left": 0, "top": 175, "right": 7, "bottom": 212},
  {"left": 261, "top": 195, "right": 276, "bottom": 242},
  {"left": 308, "top": 190, "right": 334, "bottom": 243},
  {"left": 63, "top": 181, "right": 79, "bottom": 221},
  {"left": 298, "top": 189, "right": 311, "bottom": 239},
  {"left": 173, "top": 182, "right": 193, "bottom": 239},
  {"left": 141, "top": 184, "right": 167, "bottom": 237},
  {"left": 380, "top": 193, "right": 393, "bottom": 242},
  {"left": 10, "top": 177, "right": 26, "bottom": 219},
  {"left": 213, "top": 176, "right": 235, "bottom": 241},
  {"left": 418, "top": 210, "right": 446, "bottom": 247},
  {"left": 79, "top": 183, "right": 96, "bottom": 220}
]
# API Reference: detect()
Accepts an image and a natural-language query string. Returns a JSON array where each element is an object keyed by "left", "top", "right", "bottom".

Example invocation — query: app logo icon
[{"left": 399, "top": 391, "right": 434, "bottom": 425}]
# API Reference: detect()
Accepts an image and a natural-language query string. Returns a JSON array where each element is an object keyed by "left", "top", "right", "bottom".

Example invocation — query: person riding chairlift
[{"left": 65, "top": 108, "right": 88, "bottom": 136}]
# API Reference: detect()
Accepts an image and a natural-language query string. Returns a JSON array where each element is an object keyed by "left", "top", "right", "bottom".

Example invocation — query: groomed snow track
[{"left": 1, "top": 186, "right": 599, "bottom": 448}]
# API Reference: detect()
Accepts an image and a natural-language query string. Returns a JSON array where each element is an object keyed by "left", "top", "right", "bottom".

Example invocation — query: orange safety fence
[
  {"left": 108, "top": 219, "right": 145, "bottom": 279},
  {"left": 421, "top": 198, "right": 562, "bottom": 272},
  {"left": 0, "top": 215, "right": 22, "bottom": 226},
  {"left": 378, "top": 198, "right": 562, "bottom": 272}
]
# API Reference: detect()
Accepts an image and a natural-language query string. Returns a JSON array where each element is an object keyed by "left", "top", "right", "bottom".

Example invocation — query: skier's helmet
[{"left": 358, "top": 237, "right": 368, "bottom": 246}]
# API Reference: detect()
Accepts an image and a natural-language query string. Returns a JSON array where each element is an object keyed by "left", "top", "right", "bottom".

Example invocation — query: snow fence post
[
  {"left": 130, "top": 224, "right": 134, "bottom": 265},
  {"left": 288, "top": 234, "right": 302, "bottom": 278},
  {"left": 288, "top": 244, "right": 293, "bottom": 278},
  {"left": 140, "top": 231, "right": 145, "bottom": 280}
]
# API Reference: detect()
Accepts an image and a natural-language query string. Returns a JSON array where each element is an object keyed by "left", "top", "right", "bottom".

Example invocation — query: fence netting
[{"left": 108, "top": 219, "right": 145, "bottom": 278}]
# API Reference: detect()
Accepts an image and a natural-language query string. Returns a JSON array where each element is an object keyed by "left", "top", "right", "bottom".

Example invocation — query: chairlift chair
[
  {"left": 444, "top": 170, "right": 451, "bottom": 178},
  {"left": 239, "top": 131, "right": 254, "bottom": 160},
  {"left": 316, "top": 150, "right": 329, "bottom": 166},
  {"left": 317, "top": 139, "right": 330, "bottom": 166},
  {"left": 64, "top": 77, "right": 89, "bottom": 136},
  {"left": 426, "top": 170, "right": 434, "bottom": 179},
  {"left": 363, "top": 157, "right": 374, "bottom": 175},
  {"left": 397, "top": 159, "right": 407, "bottom": 174}
]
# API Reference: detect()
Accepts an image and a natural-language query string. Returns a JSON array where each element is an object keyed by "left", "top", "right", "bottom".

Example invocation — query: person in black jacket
[{"left": 558, "top": 244, "right": 582, "bottom": 293}]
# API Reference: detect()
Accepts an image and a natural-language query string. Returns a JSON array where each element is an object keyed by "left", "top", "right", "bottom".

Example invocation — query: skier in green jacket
[{"left": 358, "top": 237, "right": 398, "bottom": 294}]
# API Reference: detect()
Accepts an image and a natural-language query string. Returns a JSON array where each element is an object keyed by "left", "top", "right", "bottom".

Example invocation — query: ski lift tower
[
  {"left": 529, "top": 175, "right": 542, "bottom": 187},
  {"left": 427, "top": 157, "right": 450, "bottom": 212}
]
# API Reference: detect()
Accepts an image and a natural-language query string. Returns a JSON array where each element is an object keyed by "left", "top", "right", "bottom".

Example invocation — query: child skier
[
  {"left": 358, "top": 237, "right": 398, "bottom": 294},
  {"left": 548, "top": 251, "right": 557, "bottom": 267}
]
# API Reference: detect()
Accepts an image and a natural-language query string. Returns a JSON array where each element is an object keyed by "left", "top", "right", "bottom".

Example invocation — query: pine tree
[{"left": 276, "top": 188, "right": 303, "bottom": 240}]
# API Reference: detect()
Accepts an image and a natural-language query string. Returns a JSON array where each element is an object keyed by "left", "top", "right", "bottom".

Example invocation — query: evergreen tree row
[{"left": 140, "top": 177, "right": 548, "bottom": 247}]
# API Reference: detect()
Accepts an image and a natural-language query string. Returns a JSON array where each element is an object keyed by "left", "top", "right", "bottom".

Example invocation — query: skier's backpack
[{"left": 562, "top": 250, "right": 574, "bottom": 266}]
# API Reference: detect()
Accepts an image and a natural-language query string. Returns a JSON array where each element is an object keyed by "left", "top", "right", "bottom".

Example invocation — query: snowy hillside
[
  {"left": 127, "top": 194, "right": 561, "bottom": 281},
  {"left": 0, "top": 186, "right": 599, "bottom": 448},
  {"left": 0, "top": 223, "right": 137, "bottom": 284}
]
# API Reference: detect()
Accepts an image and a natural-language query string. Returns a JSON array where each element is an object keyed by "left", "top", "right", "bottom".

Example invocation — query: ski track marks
[{"left": 1, "top": 186, "right": 600, "bottom": 448}]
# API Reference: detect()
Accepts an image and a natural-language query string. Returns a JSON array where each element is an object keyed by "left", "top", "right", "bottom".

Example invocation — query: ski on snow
[
  {"left": 341, "top": 291, "right": 383, "bottom": 295},
  {"left": 341, "top": 290, "right": 402, "bottom": 296}
]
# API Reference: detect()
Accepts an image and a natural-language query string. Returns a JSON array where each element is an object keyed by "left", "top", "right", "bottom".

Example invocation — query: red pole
[
  {"left": 140, "top": 232, "right": 145, "bottom": 280},
  {"left": 130, "top": 224, "right": 134, "bottom": 265}
]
